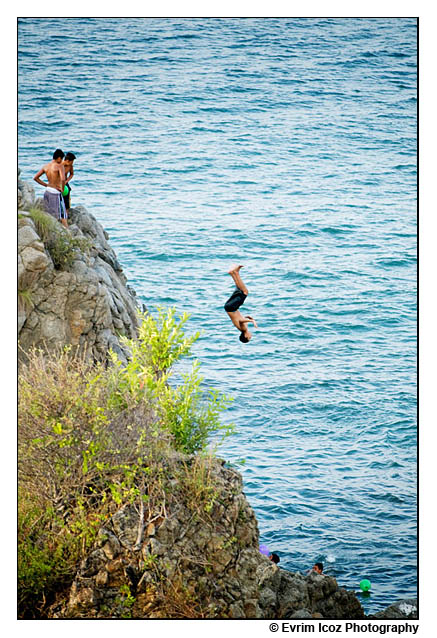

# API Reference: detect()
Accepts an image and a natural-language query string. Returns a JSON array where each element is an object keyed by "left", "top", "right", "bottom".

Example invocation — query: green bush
[
  {"left": 18, "top": 492, "right": 101, "bottom": 618},
  {"left": 108, "top": 308, "right": 234, "bottom": 452},
  {"left": 18, "top": 308, "right": 234, "bottom": 617},
  {"left": 46, "top": 232, "right": 92, "bottom": 269},
  {"left": 157, "top": 361, "right": 234, "bottom": 453},
  {"left": 28, "top": 206, "right": 92, "bottom": 270}
]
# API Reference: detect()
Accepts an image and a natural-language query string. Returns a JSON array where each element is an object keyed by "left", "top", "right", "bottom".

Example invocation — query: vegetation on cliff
[
  {"left": 18, "top": 308, "right": 233, "bottom": 618},
  {"left": 18, "top": 196, "right": 140, "bottom": 362},
  {"left": 25, "top": 205, "right": 92, "bottom": 270}
]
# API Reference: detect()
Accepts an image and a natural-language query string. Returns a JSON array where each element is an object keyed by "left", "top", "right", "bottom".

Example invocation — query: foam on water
[{"left": 18, "top": 17, "right": 416, "bottom": 614}]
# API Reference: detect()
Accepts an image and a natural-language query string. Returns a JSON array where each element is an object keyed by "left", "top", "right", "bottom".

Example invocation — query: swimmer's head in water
[{"left": 239, "top": 332, "right": 250, "bottom": 343}]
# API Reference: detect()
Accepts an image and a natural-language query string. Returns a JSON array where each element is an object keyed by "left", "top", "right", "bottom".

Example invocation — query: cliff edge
[{"left": 18, "top": 170, "right": 138, "bottom": 362}]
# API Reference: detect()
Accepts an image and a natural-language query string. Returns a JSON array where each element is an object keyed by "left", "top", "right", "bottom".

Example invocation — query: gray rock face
[
  {"left": 18, "top": 176, "right": 138, "bottom": 362},
  {"left": 257, "top": 566, "right": 365, "bottom": 620},
  {"left": 56, "top": 449, "right": 367, "bottom": 620},
  {"left": 18, "top": 170, "right": 37, "bottom": 212},
  {"left": 369, "top": 598, "right": 418, "bottom": 620},
  {"left": 59, "top": 457, "right": 265, "bottom": 619}
]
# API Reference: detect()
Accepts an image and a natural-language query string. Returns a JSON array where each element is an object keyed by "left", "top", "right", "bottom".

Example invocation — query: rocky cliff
[
  {"left": 17, "top": 174, "right": 417, "bottom": 621},
  {"left": 18, "top": 171, "right": 138, "bottom": 362},
  {"left": 56, "top": 454, "right": 365, "bottom": 620}
]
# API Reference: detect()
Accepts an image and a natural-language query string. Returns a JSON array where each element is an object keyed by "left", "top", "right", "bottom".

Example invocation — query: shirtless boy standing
[
  {"left": 224, "top": 265, "right": 258, "bottom": 343},
  {"left": 62, "top": 152, "right": 76, "bottom": 213},
  {"left": 33, "top": 149, "right": 67, "bottom": 228}
]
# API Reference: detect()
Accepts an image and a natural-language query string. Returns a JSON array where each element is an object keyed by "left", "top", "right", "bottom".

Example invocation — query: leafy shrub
[
  {"left": 18, "top": 345, "right": 144, "bottom": 617},
  {"left": 157, "top": 361, "right": 234, "bottom": 453},
  {"left": 46, "top": 232, "right": 92, "bottom": 269},
  {"left": 108, "top": 308, "right": 234, "bottom": 452},
  {"left": 28, "top": 206, "right": 92, "bottom": 269},
  {"left": 18, "top": 308, "right": 234, "bottom": 617},
  {"left": 18, "top": 492, "right": 102, "bottom": 618}
]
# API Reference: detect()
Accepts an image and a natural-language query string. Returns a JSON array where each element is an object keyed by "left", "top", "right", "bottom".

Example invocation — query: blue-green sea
[{"left": 18, "top": 17, "right": 417, "bottom": 614}]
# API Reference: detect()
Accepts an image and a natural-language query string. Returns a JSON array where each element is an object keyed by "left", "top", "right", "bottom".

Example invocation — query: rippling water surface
[{"left": 18, "top": 18, "right": 417, "bottom": 614}]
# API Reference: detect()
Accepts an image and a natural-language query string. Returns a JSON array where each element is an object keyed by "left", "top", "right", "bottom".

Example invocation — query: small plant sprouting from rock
[
  {"left": 28, "top": 206, "right": 57, "bottom": 242},
  {"left": 46, "top": 232, "right": 92, "bottom": 270},
  {"left": 18, "top": 288, "right": 34, "bottom": 312},
  {"left": 28, "top": 206, "right": 92, "bottom": 270},
  {"left": 117, "top": 584, "right": 136, "bottom": 619}
]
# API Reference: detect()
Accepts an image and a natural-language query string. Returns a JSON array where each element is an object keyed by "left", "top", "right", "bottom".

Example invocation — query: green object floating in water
[
  {"left": 63, "top": 185, "right": 69, "bottom": 196},
  {"left": 359, "top": 579, "right": 371, "bottom": 592}
]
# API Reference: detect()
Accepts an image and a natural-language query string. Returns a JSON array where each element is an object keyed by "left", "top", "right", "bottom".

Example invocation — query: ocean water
[{"left": 18, "top": 18, "right": 417, "bottom": 615}]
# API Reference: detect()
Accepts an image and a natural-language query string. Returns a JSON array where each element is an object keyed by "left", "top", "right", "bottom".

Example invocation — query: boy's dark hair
[
  {"left": 270, "top": 553, "right": 280, "bottom": 564},
  {"left": 239, "top": 332, "right": 249, "bottom": 343},
  {"left": 315, "top": 562, "right": 323, "bottom": 572},
  {"left": 53, "top": 149, "right": 64, "bottom": 160},
  {"left": 65, "top": 152, "right": 76, "bottom": 161}
]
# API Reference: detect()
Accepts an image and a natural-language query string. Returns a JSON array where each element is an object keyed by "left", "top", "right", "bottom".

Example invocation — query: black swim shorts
[
  {"left": 224, "top": 287, "right": 247, "bottom": 312},
  {"left": 62, "top": 183, "right": 71, "bottom": 209}
]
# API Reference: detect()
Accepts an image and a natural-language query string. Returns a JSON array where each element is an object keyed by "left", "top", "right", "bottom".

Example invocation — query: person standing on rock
[
  {"left": 33, "top": 149, "right": 68, "bottom": 228},
  {"left": 62, "top": 152, "right": 76, "bottom": 214},
  {"left": 224, "top": 265, "right": 258, "bottom": 343}
]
